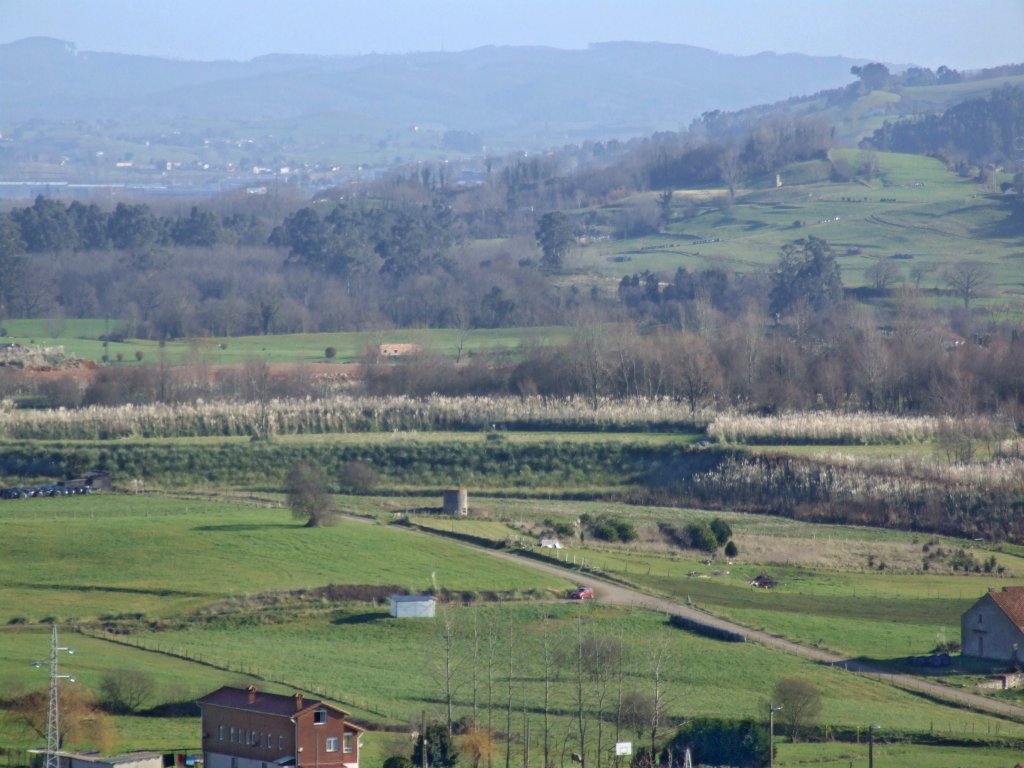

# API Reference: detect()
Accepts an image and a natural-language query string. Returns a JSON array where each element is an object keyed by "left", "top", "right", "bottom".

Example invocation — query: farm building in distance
[
  {"left": 390, "top": 595, "right": 436, "bottom": 618},
  {"left": 442, "top": 488, "right": 468, "bottom": 516},
  {"left": 961, "top": 587, "right": 1024, "bottom": 662},
  {"left": 197, "top": 685, "right": 363, "bottom": 768}
]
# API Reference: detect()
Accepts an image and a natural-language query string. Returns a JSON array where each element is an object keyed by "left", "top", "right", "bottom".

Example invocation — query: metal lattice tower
[
  {"left": 45, "top": 626, "right": 61, "bottom": 768},
  {"left": 38, "top": 625, "right": 74, "bottom": 768}
]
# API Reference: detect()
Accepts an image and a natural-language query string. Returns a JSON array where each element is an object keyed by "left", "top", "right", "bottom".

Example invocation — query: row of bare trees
[{"left": 422, "top": 607, "right": 673, "bottom": 768}]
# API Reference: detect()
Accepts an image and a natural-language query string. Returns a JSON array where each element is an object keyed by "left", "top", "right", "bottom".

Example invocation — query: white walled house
[{"left": 962, "top": 587, "right": 1024, "bottom": 662}]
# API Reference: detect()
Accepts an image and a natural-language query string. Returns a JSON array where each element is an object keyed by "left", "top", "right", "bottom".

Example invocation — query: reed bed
[
  {"left": 0, "top": 395, "right": 703, "bottom": 441},
  {"left": 708, "top": 411, "right": 941, "bottom": 445}
]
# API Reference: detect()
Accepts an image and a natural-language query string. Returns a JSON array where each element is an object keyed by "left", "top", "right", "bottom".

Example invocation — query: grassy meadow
[
  {"left": 408, "top": 500, "right": 1024, "bottom": 662},
  {"left": 2, "top": 492, "right": 1024, "bottom": 764},
  {"left": 580, "top": 151, "right": 1023, "bottom": 317},
  {"left": 0, "top": 321, "right": 572, "bottom": 367},
  {"left": 0, "top": 495, "right": 570, "bottom": 623}
]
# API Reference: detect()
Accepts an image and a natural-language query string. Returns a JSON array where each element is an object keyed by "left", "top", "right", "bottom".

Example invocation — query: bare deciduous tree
[
  {"left": 6, "top": 683, "right": 114, "bottom": 752},
  {"left": 772, "top": 677, "right": 822, "bottom": 741},
  {"left": 98, "top": 669, "right": 156, "bottom": 713},
  {"left": 944, "top": 260, "right": 992, "bottom": 309}
]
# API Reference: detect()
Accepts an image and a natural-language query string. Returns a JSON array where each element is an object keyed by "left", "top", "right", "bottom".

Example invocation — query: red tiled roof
[
  {"left": 989, "top": 587, "right": 1024, "bottom": 633},
  {"left": 197, "top": 686, "right": 349, "bottom": 718}
]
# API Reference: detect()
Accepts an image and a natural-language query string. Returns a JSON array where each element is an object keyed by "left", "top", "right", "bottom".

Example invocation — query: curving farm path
[{"left": 423, "top": 530, "right": 1024, "bottom": 723}]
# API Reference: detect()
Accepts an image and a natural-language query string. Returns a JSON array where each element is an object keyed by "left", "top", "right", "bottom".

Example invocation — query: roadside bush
[
  {"left": 543, "top": 518, "right": 576, "bottom": 538},
  {"left": 581, "top": 513, "right": 637, "bottom": 543},
  {"left": 325, "top": 346, "right": 337, "bottom": 359},
  {"left": 724, "top": 540, "right": 738, "bottom": 558}
]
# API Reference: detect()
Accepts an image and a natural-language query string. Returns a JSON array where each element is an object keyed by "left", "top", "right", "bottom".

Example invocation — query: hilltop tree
[{"left": 851, "top": 62, "right": 892, "bottom": 91}]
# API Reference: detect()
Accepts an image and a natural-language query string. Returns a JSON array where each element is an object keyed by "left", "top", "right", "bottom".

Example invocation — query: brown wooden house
[{"left": 197, "top": 686, "right": 362, "bottom": 768}]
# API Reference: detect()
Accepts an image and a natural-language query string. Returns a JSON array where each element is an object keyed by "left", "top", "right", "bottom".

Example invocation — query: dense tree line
[{"left": 866, "top": 84, "right": 1024, "bottom": 164}]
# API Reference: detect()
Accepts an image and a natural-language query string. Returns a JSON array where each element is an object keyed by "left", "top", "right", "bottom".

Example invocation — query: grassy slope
[
  {"left": 0, "top": 497, "right": 570, "bottom": 622},
  {"left": 579, "top": 151, "right": 1023, "bottom": 315}
]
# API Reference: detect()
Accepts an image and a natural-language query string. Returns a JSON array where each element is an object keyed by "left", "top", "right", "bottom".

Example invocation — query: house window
[
  {"left": 343, "top": 733, "right": 354, "bottom": 754},
  {"left": 230, "top": 727, "right": 236, "bottom": 743},
  {"left": 279, "top": 736, "right": 285, "bottom": 752},
  {"left": 218, "top": 725, "right": 224, "bottom": 741},
  {"left": 314, "top": 709, "right": 328, "bottom": 725},
  {"left": 266, "top": 734, "right": 273, "bottom": 749},
  {"left": 251, "top": 730, "right": 258, "bottom": 746},
  {"left": 326, "top": 737, "right": 340, "bottom": 753}
]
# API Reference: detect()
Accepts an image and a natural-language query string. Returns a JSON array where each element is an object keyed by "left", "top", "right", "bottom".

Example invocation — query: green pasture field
[
  {"left": 0, "top": 496, "right": 571, "bottom": 623},
  {"left": 776, "top": 740, "right": 1024, "bottom": 768},
  {"left": 127, "top": 604, "right": 1024, "bottom": 739},
  {"left": 0, "top": 627, "right": 241, "bottom": 753},
  {"left": 0, "top": 321, "right": 572, "bottom": 367},
  {"left": 581, "top": 151, "right": 1024, "bottom": 313},
  {"left": 406, "top": 500, "right": 1024, "bottom": 661},
  {"left": 2, "top": 493, "right": 1024, "bottom": 763}
]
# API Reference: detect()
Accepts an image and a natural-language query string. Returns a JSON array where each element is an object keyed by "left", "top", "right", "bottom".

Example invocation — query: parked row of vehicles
[{"left": 1, "top": 483, "right": 93, "bottom": 499}]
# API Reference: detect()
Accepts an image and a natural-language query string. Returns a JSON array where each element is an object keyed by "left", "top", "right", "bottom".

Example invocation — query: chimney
[
  {"left": 247, "top": 685, "right": 257, "bottom": 704},
  {"left": 294, "top": 692, "right": 304, "bottom": 711}
]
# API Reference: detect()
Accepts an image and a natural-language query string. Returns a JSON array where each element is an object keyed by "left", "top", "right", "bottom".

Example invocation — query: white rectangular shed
[{"left": 390, "top": 595, "right": 436, "bottom": 618}]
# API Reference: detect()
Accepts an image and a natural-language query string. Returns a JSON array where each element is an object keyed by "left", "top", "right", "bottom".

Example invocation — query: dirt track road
[{"left": 447, "top": 537, "right": 1024, "bottom": 722}]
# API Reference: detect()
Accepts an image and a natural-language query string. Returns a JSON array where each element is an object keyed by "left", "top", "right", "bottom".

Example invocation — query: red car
[{"left": 569, "top": 586, "right": 594, "bottom": 600}]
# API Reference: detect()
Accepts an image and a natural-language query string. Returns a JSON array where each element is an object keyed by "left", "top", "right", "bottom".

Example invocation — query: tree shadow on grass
[
  {"left": 330, "top": 612, "right": 388, "bottom": 626},
  {"left": 192, "top": 523, "right": 297, "bottom": 532}
]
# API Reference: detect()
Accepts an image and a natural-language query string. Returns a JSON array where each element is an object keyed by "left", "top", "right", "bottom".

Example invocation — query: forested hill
[
  {"left": 0, "top": 37, "right": 865, "bottom": 149},
  {"left": 866, "top": 83, "right": 1024, "bottom": 164}
]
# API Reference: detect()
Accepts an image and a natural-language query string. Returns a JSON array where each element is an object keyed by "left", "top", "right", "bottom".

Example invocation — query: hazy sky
[{"left": 0, "top": 0, "right": 1021, "bottom": 69}]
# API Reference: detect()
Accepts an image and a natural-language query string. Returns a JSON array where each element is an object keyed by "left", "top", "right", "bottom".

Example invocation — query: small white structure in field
[
  {"left": 540, "top": 538, "right": 564, "bottom": 549},
  {"left": 390, "top": 595, "right": 437, "bottom": 618}
]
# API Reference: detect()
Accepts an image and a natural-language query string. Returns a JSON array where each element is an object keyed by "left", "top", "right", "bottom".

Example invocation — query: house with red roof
[
  {"left": 961, "top": 587, "right": 1024, "bottom": 662},
  {"left": 197, "top": 686, "right": 363, "bottom": 768}
]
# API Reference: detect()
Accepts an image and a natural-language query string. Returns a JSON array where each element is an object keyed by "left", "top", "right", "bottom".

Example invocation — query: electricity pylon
[{"left": 33, "top": 626, "right": 75, "bottom": 768}]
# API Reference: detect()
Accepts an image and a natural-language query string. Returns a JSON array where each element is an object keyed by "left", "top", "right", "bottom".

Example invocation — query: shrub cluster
[{"left": 580, "top": 513, "right": 637, "bottom": 543}]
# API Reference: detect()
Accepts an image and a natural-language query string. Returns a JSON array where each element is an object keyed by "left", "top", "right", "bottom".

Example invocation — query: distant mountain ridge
[{"left": 0, "top": 37, "right": 866, "bottom": 147}]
